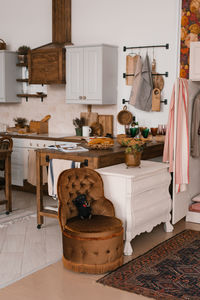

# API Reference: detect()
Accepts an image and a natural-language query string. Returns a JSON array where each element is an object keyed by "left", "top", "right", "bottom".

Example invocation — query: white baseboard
[{"left": 186, "top": 211, "right": 200, "bottom": 223}]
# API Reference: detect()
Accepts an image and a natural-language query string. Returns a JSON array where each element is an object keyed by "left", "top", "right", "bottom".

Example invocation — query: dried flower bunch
[
  {"left": 73, "top": 117, "right": 85, "bottom": 128},
  {"left": 17, "top": 45, "right": 31, "bottom": 55},
  {"left": 121, "top": 138, "right": 145, "bottom": 155},
  {"left": 13, "top": 117, "right": 27, "bottom": 128}
]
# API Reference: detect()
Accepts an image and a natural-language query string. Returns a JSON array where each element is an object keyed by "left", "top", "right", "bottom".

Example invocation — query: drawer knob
[
  {"left": 37, "top": 143, "right": 39, "bottom": 147},
  {"left": 83, "top": 96, "right": 86, "bottom": 100},
  {"left": 79, "top": 96, "right": 83, "bottom": 100}
]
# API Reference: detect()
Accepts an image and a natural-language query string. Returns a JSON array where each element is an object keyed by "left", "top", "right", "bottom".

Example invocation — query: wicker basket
[
  {"left": 29, "top": 121, "right": 48, "bottom": 134},
  {"left": 117, "top": 106, "right": 133, "bottom": 125},
  {"left": 87, "top": 143, "right": 114, "bottom": 150},
  {"left": 155, "top": 135, "right": 165, "bottom": 142},
  {"left": 117, "top": 134, "right": 151, "bottom": 146},
  {"left": 0, "top": 39, "right": 6, "bottom": 50}
]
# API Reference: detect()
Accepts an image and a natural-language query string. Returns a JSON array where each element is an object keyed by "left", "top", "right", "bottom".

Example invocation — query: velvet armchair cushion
[{"left": 64, "top": 215, "right": 123, "bottom": 238}]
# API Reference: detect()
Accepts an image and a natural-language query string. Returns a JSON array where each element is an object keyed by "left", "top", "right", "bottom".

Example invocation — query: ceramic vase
[{"left": 75, "top": 127, "right": 82, "bottom": 136}]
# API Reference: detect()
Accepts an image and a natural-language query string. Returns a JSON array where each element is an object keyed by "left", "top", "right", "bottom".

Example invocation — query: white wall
[{"left": 0, "top": 0, "right": 180, "bottom": 135}]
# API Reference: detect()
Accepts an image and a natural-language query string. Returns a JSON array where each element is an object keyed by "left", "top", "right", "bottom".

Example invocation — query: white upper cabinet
[
  {"left": 189, "top": 42, "right": 200, "bottom": 81},
  {"left": 65, "top": 44, "right": 118, "bottom": 105},
  {"left": 0, "top": 51, "right": 21, "bottom": 103}
]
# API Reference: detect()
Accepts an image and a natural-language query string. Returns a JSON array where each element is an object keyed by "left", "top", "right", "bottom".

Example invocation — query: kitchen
[
  {"left": 0, "top": 0, "right": 199, "bottom": 297},
  {"left": 0, "top": 0, "right": 178, "bottom": 135},
  {"left": 0, "top": 0, "right": 179, "bottom": 192}
]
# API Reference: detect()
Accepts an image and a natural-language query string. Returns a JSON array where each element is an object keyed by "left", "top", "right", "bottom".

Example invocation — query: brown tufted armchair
[{"left": 57, "top": 168, "right": 124, "bottom": 274}]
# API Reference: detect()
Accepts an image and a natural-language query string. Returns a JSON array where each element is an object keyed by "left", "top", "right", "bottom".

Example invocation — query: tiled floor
[{"left": 0, "top": 189, "right": 200, "bottom": 299}]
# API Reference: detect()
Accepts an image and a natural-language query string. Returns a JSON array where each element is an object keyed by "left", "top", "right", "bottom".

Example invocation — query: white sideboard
[{"left": 97, "top": 161, "right": 173, "bottom": 255}]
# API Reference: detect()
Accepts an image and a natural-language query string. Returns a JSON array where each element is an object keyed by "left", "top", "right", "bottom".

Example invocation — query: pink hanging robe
[{"left": 163, "top": 78, "right": 189, "bottom": 193}]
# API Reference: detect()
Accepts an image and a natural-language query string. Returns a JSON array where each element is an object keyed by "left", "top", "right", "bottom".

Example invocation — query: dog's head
[{"left": 73, "top": 194, "right": 87, "bottom": 207}]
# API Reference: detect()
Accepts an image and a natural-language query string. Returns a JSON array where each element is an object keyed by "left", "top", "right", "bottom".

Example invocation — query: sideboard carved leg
[
  {"left": 164, "top": 221, "right": 174, "bottom": 232},
  {"left": 124, "top": 239, "right": 133, "bottom": 255}
]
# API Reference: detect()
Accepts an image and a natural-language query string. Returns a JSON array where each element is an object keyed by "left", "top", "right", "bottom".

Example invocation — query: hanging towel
[
  {"left": 27, "top": 149, "right": 48, "bottom": 186},
  {"left": 191, "top": 92, "right": 200, "bottom": 158},
  {"left": 129, "top": 54, "right": 153, "bottom": 111},
  {"left": 48, "top": 159, "right": 81, "bottom": 199},
  {"left": 163, "top": 78, "right": 189, "bottom": 193}
]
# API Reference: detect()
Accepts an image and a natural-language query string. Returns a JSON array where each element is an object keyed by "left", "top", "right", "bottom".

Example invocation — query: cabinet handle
[
  {"left": 79, "top": 96, "right": 83, "bottom": 100},
  {"left": 37, "top": 143, "right": 39, "bottom": 147},
  {"left": 43, "top": 144, "right": 46, "bottom": 147},
  {"left": 83, "top": 96, "right": 86, "bottom": 100},
  {"left": 30, "top": 143, "right": 32, "bottom": 146}
]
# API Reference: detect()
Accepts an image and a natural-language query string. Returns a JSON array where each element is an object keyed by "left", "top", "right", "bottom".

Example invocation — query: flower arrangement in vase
[{"left": 121, "top": 138, "right": 145, "bottom": 167}]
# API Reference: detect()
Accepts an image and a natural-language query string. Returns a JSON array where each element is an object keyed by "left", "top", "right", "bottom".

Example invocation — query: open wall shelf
[{"left": 17, "top": 93, "right": 47, "bottom": 102}]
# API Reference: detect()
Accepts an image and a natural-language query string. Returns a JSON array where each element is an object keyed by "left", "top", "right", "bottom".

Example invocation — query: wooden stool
[{"left": 0, "top": 137, "right": 13, "bottom": 214}]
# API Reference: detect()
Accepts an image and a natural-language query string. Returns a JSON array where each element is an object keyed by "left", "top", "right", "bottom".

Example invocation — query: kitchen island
[
  {"left": 35, "top": 141, "right": 164, "bottom": 227},
  {"left": 0, "top": 132, "right": 165, "bottom": 227}
]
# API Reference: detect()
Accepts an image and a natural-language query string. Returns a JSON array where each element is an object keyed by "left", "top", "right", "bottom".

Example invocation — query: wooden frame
[{"left": 52, "top": 0, "right": 71, "bottom": 43}]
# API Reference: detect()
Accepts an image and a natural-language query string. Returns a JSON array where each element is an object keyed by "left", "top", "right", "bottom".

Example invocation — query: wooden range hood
[{"left": 28, "top": 0, "right": 72, "bottom": 84}]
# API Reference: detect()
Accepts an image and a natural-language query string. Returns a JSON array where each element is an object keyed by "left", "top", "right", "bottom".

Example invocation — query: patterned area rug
[{"left": 97, "top": 230, "right": 200, "bottom": 300}]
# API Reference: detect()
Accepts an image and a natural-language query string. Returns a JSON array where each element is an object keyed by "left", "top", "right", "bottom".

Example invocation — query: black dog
[{"left": 72, "top": 194, "right": 92, "bottom": 220}]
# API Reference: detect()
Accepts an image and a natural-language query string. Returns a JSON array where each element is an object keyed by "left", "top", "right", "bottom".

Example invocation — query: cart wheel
[
  {"left": 5, "top": 211, "right": 9, "bottom": 215},
  {"left": 37, "top": 224, "right": 41, "bottom": 229}
]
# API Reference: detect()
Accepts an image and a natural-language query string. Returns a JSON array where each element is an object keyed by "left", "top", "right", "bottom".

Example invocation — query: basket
[
  {"left": 155, "top": 135, "right": 165, "bottom": 142},
  {"left": 87, "top": 143, "right": 114, "bottom": 150},
  {"left": 117, "top": 134, "right": 151, "bottom": 146},
  {"left": 117, "top": 106, "right": 133, "bottom": 125},
  {"left": 29, "top": 121, "right": 48, "bottom": 134},
  {"left": 0, "top": 39, "right": 6, "bottom": 50}
]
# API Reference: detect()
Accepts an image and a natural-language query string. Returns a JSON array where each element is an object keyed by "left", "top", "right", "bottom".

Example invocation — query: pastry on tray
[{"left": 86, "top": 137, "right": 114, "bottom": 150}]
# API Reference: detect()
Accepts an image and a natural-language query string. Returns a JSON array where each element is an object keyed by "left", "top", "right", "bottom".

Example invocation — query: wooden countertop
[
  {"left": 36, "top": 141, "right": 164, "bottom": 169},
  {"left": 0, "top": 132, "right": 83, "bottom": 142},
  {"left": 1, "top": 132, "right": 164, "bottom": 166}
]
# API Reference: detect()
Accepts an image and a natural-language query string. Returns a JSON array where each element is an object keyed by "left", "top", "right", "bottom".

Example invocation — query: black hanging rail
[
  {"left": 123, "top": 72, "right": 168, "bottom": 78},
  {"left": 122, "top": 99, "right": 167, "bottom": 105},
  {"left": 123, "top": 43, "right": 169, "bottom": 52},
  {"left": 160, "top": 99, "right": 168, "bottom": 105}
]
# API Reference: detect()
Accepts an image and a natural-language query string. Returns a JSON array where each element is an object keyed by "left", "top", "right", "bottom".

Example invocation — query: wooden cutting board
[
  {"left": 80, "top": 112, "right": 98, "bottom": 127},
  {"left": 98, "top": 115, "right": 113, "bottom": 136}
]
